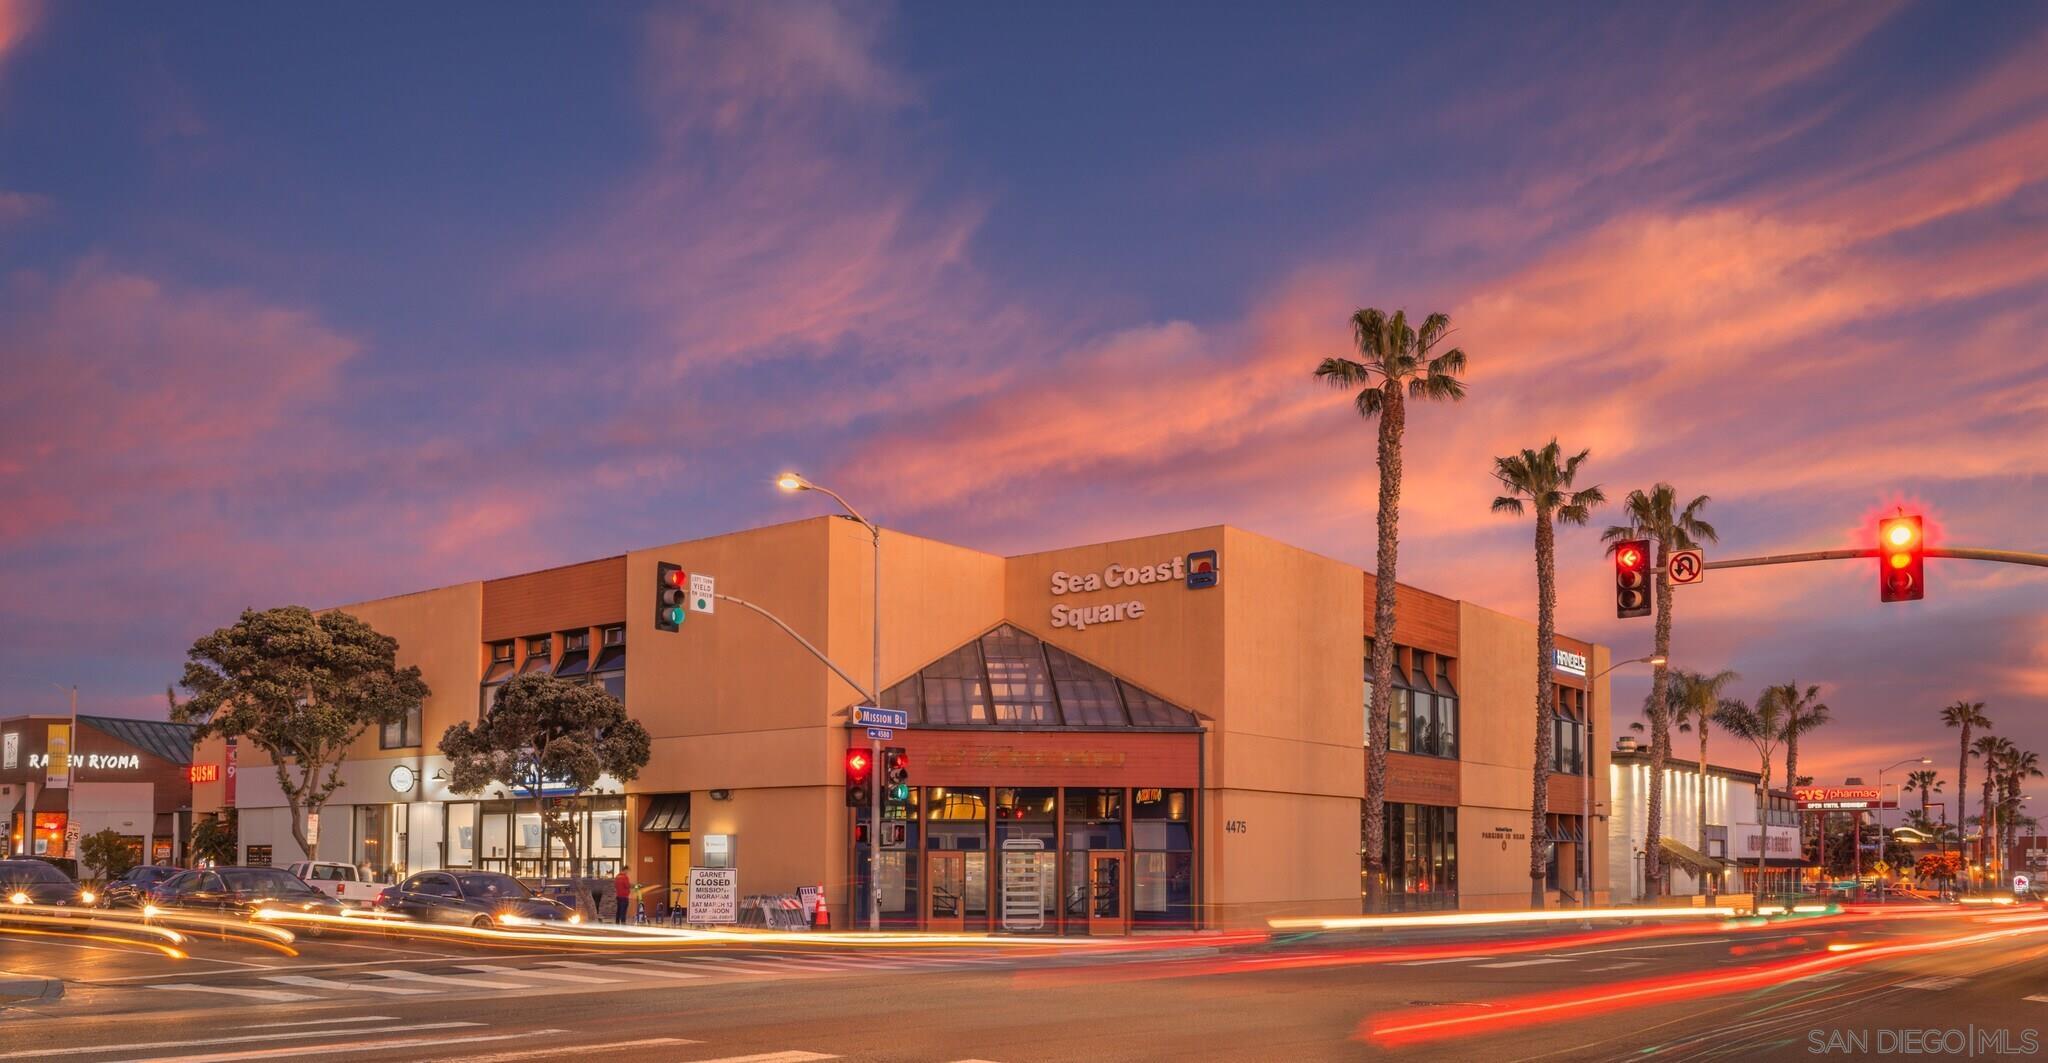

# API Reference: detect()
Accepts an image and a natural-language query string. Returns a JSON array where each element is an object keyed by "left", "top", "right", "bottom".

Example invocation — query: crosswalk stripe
[
  {"left": 546, "top": 960, "right": 704, "bottom": 979},
  {"left": 144, "top": 983, "right": 317, "bottom": 1003},
  {"left": 370, "top": 969, "right": 536, "bottom": 990},
  {"left": 236, "top": 1016, "right": 397, "bottom": 1029},
  {"left": 261, "top": 975, "right": 434, "bottom": 996},
  {"left": 459, "top": 964, "right": 621, "bottom": 984},
  {"left": 678, "top": 958, "right": 808, "bottom": 975},
  {"left": 1474, "top": 958, "right": 1571, "bottom": 969},
  {"left": 429, "top": 1038, "right": 700, "bottom": 1063},
  {"left": 0, "top": 1022, "right": 482, "bottom": 1059},
  {"left": 1900, "top": 976, "right": 1966, "bottom": 991},
  {"left": 102, "top": 1029, "right": 563, "bottom": 1063},
  {"left": 682, "top": 1054, "right": 837, "bottom": 1063},
  {"left": 1393, "top": 956, "right": 1497, "bottom": 966}
]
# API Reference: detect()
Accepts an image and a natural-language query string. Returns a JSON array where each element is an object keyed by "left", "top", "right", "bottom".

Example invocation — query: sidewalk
[{"left": 0, "top": 970, "right": 64, "bottom": 1005}]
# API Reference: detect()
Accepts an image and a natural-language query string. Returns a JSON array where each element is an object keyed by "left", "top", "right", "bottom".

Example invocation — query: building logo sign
[
  {"left": 1048, "top": 551, "right": 1216, "bottom": 631},
  {"left": 2, "top": 732, "right": 15, "bottom": 770},
  {"left": 1554, "top": 649, "right": 1588, "bottom": 677},
  {"left": 45, "top": 724, "right": 70, "bottom": 789},
  {"left": 1793, "top": 785, "right": 1889, "bottom": 810},
  {"left": 189, "top": 764, "right": 220, "bottom": 783}
]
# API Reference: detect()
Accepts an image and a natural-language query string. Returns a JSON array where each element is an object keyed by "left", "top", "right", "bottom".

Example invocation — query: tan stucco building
[{"left": 192, "top": 518, "right": 1612, "bottom": 930}]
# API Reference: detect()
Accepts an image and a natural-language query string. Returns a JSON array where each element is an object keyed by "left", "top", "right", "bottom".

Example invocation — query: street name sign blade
[
  {"left": 689, "top": 573, "right": 715, "bottom": 613},
  {"left": 854, "top": 706, "right": 909, "bottom": 729},
  {"left": 1668, "top": 549, "right": 1705, "bottom": 585},
  {"left": 866, "top": 728, "right": 894, "bottom": 740}
]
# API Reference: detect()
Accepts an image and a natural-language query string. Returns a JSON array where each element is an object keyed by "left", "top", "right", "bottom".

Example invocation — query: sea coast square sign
[{"left": 1048, "top": 549, "right": 1218, "bottom": 632}]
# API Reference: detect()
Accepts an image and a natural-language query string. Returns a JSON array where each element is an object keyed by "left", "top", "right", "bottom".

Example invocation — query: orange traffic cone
[{"left": 813, "top": 886, "right": 829, "bottom": 930}]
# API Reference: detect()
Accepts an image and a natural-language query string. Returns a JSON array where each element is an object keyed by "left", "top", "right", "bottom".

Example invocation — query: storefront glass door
[
  {"left": 1088, "top": 851, "right": 1125, "bottom": 935},
  {"left": 927, "top": 851, "right": 965, "bottom": 931}
]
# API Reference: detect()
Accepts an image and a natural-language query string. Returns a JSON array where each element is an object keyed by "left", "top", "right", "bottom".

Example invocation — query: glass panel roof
[{"left": 872, "top": 623, "right": 1199, "bottom": 730}]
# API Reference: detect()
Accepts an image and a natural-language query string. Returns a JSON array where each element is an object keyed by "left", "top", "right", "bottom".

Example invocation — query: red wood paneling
[
  {"left": 482, "top": 557, "right": 625, "bottom": 642},
  {"left": 1384, "top": 751, "right": 1460, "bottom": 806},
  {"left": 893, "top": 730, "right": 1200, "bottom": 788},
  {"left": 1363, "top": 575, "right": 1460, "bottom": 656}
]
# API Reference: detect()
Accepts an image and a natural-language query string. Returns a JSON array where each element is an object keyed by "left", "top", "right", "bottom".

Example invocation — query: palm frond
[
  {"left": 1355, "top": 388, "right": 1385, "bottom": 418},
  {"left": 1491, "top": 495, "right": 1526, "bottom": 515},
  {"left": 1314, "top": 356, "right": 1372, "bottom": 388}
]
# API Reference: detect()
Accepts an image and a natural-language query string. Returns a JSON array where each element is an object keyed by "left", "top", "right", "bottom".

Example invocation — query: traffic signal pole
[{"left": 1699, "top": 546, "right": 2048, "bottom": 571}]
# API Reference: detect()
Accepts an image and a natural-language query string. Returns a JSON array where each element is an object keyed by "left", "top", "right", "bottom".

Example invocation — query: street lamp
[
  {"left": 1872, "top": 756, "right": 1932, "bottom": 902},
  {"left": 778, "top": 472, "right": 883, "bottom": 931},
  {"left": 1584, "top": 654, "right": 1664, "bottom": 908}
]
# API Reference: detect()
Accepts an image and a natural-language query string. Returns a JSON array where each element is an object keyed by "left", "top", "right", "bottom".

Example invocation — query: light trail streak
[
  {"left": 0, "top": 925, "right": 187, "bottom": 960},
  {"left": 1362, "top": 911, "right": 2048, "bottom": 1047},
  {"left": 1269, "top": 906, "right": 1742, "bottom": 931}
]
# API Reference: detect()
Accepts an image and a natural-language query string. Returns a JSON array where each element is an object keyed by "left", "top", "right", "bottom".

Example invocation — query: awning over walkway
[
  {"left": 638, "top": 793, "right": 690, "bottom": 833},
  {"left": 1659, "top": 836, "right": 1724, "bottom": 878}
]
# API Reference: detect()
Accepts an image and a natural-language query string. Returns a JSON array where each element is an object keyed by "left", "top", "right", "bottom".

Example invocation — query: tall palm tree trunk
[
  {"left": 1957, "top": 727, "right": 1973, "bottom": 877},
  {"left": 1754, "top": 775, "right": 1769, "bottom": 894},
  {"left": 1697, "top": 728, "right": 1710, "bottom": 887},
  {"left": 1529, "top": 510, "right": 1557, "bottom": 909},
  {"left": 1982, "top": 774, "right": 1998, "bottom": 887},
  {"left": 1362, "top": 388, "right": 1404, "bottom": 913},
  {"left": 1643, "top": 542, "right": 1674, "bottom": 896}
]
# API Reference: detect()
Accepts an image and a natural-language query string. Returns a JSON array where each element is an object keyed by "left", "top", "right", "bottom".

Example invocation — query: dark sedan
[
  {"left": 153, "top": 866, "right": 344, "bottom": 919},
  {"left": 96, "top": 864, "right": 183, "bottom": 909},
  {"left": 0, "top": 858, "right": 90, "bottom": 907},
  {"left": 377, "top": 870, "right": 576, "bottom": 928}
]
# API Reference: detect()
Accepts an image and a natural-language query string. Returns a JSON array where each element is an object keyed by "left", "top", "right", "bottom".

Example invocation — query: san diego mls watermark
[{"left": 1810, "top": 1025, "right": 2040, "bottom": 1056}]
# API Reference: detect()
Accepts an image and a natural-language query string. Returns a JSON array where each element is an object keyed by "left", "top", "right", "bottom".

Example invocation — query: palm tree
[
  {"left": 1718, "top": 689, "right": 1789, "bottom": 895},
  {"left": 1973, "top": 734, "right": 2014, "bottom": 884},
  {"left": 1600, "top": 485, "right": 1717, "bottom": 895},
  {"left": 1777, "top": 684, "right": 1831, "bottom": 825},
  {"left": 1316, "top": 308, "right": 1467, "bottom": 912},
  {"left": 1942, "top": 700, "right": 1992, "bottom": 868},
  {"left": 1492, "top": 440, "right": 1604, "bottom": 908},
  {"left": 1999, "top": 749, "right": 2041, "bottom": 875},
  {"left": 1903, "top": 769, "right": 1942, "bottom": 822},
  {"left": 1670, "top": 668, "right": 1741, "bottom": 863}
]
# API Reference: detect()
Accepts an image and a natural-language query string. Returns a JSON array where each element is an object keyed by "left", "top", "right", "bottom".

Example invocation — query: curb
[{"left": 0, "top": 974, "right": 63, "bottom": 1005}]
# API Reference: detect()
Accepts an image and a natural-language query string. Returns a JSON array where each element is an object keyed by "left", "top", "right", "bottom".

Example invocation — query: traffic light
[
  {"left": 845, "top": 747, "right": 872, "bottom": 807},
  {"left": 655, "top": 562, "right": 687, "bottom": 631},
  {"left": 1878, "top": 514, "right": 1924, "bottom": 603},
  {"left": 883, "top": 747, "right": 909, "bottom": 801},
  {"left": 1614, "top": 539, "right": 1652, "bottom": 618}
]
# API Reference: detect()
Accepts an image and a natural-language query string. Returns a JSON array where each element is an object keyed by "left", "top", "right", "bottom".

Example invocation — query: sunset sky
[{"left": 1, "top": 3, "right": 2043, "bottom": 802}]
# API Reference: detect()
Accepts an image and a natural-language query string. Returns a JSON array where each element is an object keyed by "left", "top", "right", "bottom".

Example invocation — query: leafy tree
[
  {"left": 1600, "top": 485, "right": 1716, "bottom": 896},
  {"left": 80, "top": 828, "right": 140, "bottom": 881},
  {"left": 169, "top": 606, "right": 430, "bottom": 862},
  {"left": 1315, "top": 307, "right": 1467, "bottom": 912},
  {"left": 1670, "top": 668, "right": 1741, "bottom": 860},
  {"left": 189, "top": 814, "right": 237, "bottom": 866},
  {"left": 1491, "top": 439, "right": 1604, "bottom": 908},
  {"left": 1941, "top": 700, "right": 1991, "bottom": 868},
  {"left": 440, "top": 673, "right": 651, "bottom": 913},
  {"left": 1718, "top": 690, "right": 1788, "bottom": 893},
  {"left": 1915, "top": 850, "right": 1962, "bottom": 886}
]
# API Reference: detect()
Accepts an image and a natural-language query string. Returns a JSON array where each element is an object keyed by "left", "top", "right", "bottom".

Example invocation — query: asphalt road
[{"left": 5, "top": 905, "right": 2046, "bottom": 1061}]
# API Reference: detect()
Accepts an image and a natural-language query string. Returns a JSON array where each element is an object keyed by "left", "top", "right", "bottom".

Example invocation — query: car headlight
[
  {"left": 79, "top": 890, "right": 97, "bottom": 905},
  {"left": 7, "top": 891, "right": 27, "bottom": 905},
  {"left": 568, "top": 912, "right": 582, "bottom": 924}
]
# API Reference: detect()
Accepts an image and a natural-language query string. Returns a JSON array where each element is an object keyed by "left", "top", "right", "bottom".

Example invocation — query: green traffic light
[
  {"left": 891, "top": 783, "right": 909, "bottom": 801},
  {"left": 664, "top": 606, "right": 686, "bottom": 626}
]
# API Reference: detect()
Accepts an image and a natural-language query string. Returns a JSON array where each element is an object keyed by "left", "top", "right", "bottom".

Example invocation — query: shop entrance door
[
  {"left": 927, "top": 851, "right": 965, "bottom": 932},
  {"left": 1088, "top": 852, "right": 1126, "bottom": 936}
]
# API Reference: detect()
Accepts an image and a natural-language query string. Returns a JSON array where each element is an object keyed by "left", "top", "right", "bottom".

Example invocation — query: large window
[
  {"left": 591, "top": 635, "right": 625, "bottom": 701},
  {"left": 554, "top": 630, "right": 590, "bottom": 680},
  {"left": 884, "top": 624, "right": 1200, "bottom": 730},
  {"left": 1374, "top": 802, "right": 1456, "bottom": 911},
  {"left": 1370, "top": 644, "right": 1458, "bottom": 759},
  {"left": 1131, "top": 788, "right": 1194, "bottom": 925},
  {"left": 380, "top": 701, "right": 421, "bottom": 749},
  {"left": 1550, "top": 686, "right": 1584, "bottom": 774}
]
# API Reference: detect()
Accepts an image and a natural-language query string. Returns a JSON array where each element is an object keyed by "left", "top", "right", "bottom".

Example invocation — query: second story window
[
  {"left": 554, "top": 630, "right": 591, "bottom": 680},
  {"left": 381, "top": 701, "right": 422, "bottom": 749},
  {"left": 592, "top": 632, "right": 625, "bottom": 701},
  {"left": 1368, "top": 643, "right": 1458, "bottom": 760},
  {"left": 481, "top": 642, "right": 515, "bottom": 717},
  {"left": 521, "top": 636, "right": 552, "bottom": 674}
]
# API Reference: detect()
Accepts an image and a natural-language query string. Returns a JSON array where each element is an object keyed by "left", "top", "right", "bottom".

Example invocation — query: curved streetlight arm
[
  {"left": 714, "top": 593, "right": 876, "bottom": 703},
  {"left": 787, "top": 478, "right": 876, "bottom": 537}
]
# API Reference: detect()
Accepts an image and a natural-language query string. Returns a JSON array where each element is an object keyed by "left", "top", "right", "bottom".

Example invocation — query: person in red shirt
[{"left": 613, "top": 869, "right": 632, "bottom": 924}]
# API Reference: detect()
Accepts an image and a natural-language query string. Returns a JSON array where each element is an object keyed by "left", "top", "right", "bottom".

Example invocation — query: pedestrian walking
[{"left": 614, "top": 868, "right": 631, "bottom": 924}]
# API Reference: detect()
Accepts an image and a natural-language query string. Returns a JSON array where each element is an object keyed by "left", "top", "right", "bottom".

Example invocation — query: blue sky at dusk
[{"left": 1, "top": 2, "right": 2044, "bottom": 797}]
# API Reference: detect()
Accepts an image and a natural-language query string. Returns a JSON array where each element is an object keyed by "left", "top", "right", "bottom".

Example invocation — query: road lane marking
[
  {"left": 369, "top": 969, "right": 538, "bottom": 990},
  {"left": 1556, "top": 937, "right": 1734, "bottom": 957},
  {"left": 1392, "top": 956, "right": 1497, "bottom": 966},
  {"left": 262, "top": 974, "right": 435, "bottom": 995},
  {"left": 1587, "top": 961, "right": 1645, "bottom": 971},
  {"left": 1474, "top": 958, "right": 1570, "bottom": 969},
  {"left": 143, "top": 983, "right": 316, "bottom": 1003},
  {"left": 87, "top": 949, "right": 606, "bottom": 982},
  {"left": 682, "top": 1054, "right": 838, "bottom": 1063},
  {"left": 548, "top": 959, "right": 706, "bottom": 979},
  {"left": 1899, "top": 976, "right": 1966, "bottom": 990},
  {"left": 0, "top": 1022, "right": 481, "bottom": 1058},
  {"left": 235, "top": 1015, "right": 396, "bottom": 1029},
  {"left": 431, "top": 1038, "right": 701, "bottom": 1062},
  {"left": 459, "top": 964, "right": 622, "bottom": 983},
  {"left": 99, "top": 1029, "right": 563, "bottom": 1063}
]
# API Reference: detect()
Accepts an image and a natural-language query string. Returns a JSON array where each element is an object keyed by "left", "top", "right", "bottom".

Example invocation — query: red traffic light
[
  {"left": 1878, "top": 515, "right": 1924, "bottom": 603},
  {"left": 845, "top": 748, "right": 872, "bottom": 783},
  {"left": 1614, "top": 538, "right": 1652, "bottom": 619},
  {"left": 663, "top": 567, "right": 687, "bottom": 588}
]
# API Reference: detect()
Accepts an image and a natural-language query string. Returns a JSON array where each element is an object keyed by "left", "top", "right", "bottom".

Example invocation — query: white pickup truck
[{"left": 287, "top": 861, "right": 393, "bottom": 908}]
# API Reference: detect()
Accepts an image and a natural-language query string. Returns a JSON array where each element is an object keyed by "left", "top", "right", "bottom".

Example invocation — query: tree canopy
[
  {"left": 169, "top": 605, "right": 430, "bottom": 859},
  {"left": 440, "top": 672, "right": 652, "bottom": 800}
]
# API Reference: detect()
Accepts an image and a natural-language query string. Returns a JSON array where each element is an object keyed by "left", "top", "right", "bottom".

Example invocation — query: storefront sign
[
  {"left": 925, "top": 749, "right": 1128, "bottom": 770},
  {"left": 45, "top": 724, "right": 70, "bottom": 789},
  {"left": 224, "top": 737, "right": 238, "bottom": 809},
  {"left": 32, "top": 752, "right": 142, "bottom": 772},
  {"left": 1047, "top": 551, "right": 1217, "bottom": 631},
  {"left": 189, "top": 764, "right": 219, "bottom": 783},
  {"left": 2, "top": 732, "right": 16, "bottom": 770},
  {"left": 152, "top": 840, "right": 173, "bottom": 863},
  {"left": 1733, "top": 824, "right": 1799, "bottom": 856},
  {"left": 1554, "top": 649, "right": 1588, "bottom": 677},
  {"left": 688, "top": 867, "right": 738, "bottom": 924},
  {"left": 1793, "top": 785, "right": 1889, "bottom": 810}
]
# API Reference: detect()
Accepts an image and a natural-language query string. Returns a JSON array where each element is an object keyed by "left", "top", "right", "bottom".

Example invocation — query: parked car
[
  {"left": 376, "top": 870, "right": 576, "bottom": 928},
  {"left": 96, "top": 864, "right": 184, "bottom": 908},
  {"left": 0, "top": 858, "right": 91, "bottom": 907},
  {"left": 286, "top": 860, "right": 393, "bottom": 908},
  {"left": 531, "top": 876, "right": 611, "bottom": 915},
  {"left": 152, "top": 866, "right": 344, "bottom": 919}
]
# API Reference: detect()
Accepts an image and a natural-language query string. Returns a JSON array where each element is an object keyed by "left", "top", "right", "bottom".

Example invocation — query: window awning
[
  {"left": 638, "top": 793, "right": 690, "bottom": 833},
  {"left": 1659, "top": 836, "right": 1724, "bottom": 878}
]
